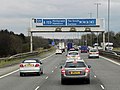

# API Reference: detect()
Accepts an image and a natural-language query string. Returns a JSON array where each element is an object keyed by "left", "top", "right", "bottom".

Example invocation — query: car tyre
[
  {"left": 37, "top": 72, "right": 41, "bottom": 76},
  {"left": 20, "top": 73, "right": 24, "bottom": 77},
  {"left": 61, "top": 78, "right": 66, "bottom": 85},
  {"left": 86, "top": 78, "right": 90, "bottom": 84}
]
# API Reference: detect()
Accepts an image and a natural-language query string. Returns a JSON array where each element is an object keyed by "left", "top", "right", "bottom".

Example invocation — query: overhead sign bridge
[
  {"left": 29, "top": 18, "right": 106, "bottom": 52},
  {"left": 30, "top": 18, "right": 105, "bottom": 32}
]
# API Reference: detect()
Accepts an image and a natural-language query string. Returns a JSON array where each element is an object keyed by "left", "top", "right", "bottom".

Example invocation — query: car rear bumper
[
  {"left": 19, "top": 68, "right": 40, "bottom": 73},
  {"left": 61, "top": 74, "right": 90, "bottom": 79}
]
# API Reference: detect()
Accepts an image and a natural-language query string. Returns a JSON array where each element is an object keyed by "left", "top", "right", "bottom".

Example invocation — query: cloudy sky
[{"left": 0, "top": 0, "right": 120, "bottom": 38}]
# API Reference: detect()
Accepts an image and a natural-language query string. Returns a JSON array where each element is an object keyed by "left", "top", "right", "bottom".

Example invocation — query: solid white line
[
  {"left": 100, "top": 85, "right": 105, "bottom": 90},
  {"left": 0, "top": 53, "right": 55, "bottom": 79},
  {"left": 0, "top": 69, "right": 19, "bottom": 79},
  {"left": 45, "top": 76, "right": 48, "bottom": 79},
  {"left": 41, "top": 53, "right": 55, "bottom": 61},
  {"left": 35, "top": 86, "right": 40, "bottom": 90},
  {"left": 100, "top": 56, "right": 120, "bottom": 66}
]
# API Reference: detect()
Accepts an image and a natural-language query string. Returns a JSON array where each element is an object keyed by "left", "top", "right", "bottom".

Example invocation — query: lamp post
[
  {"left": 94, "top": 3, "right": 101, "bottom": 18},
  {"left": 108, "top": 0, "right": 110, "bottom": 50},
  {"left": 94, "top": 2, "right": 101, "bottom": 49}
]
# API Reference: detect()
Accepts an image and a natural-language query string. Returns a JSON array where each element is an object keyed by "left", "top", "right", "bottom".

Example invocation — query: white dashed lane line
[
  {"left": 35, "top": 86, "right": 40, "bottom": 90},
  {"left": 45, "top": 76, "right": 48, "bottom": 79},
  {"left": 100, "top": 85, "right": 105, "bottom": 90}
]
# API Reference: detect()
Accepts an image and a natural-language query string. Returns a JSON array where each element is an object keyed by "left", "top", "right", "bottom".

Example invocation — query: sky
[{"left": 0, "top": 0, "right": 120, "bottom": 39}]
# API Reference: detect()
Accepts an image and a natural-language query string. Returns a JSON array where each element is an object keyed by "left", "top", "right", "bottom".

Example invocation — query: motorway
[{"left": 0, "top": 52, "right": 120, "bottom": 90}]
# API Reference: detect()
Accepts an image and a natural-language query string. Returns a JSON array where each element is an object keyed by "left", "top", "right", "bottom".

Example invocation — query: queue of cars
[
  {"left": 60, "top": 47, "right": 91, "bottom": 84},
  {"left": 19, "top": 46, "right": 100, "bottom": 85}
]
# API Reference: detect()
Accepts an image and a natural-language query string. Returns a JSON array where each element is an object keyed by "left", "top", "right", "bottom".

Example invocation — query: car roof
[
  {"left": 68, "top": 51, "right": 79, "bottom": 53},
  {"left": 66, "top": 59, "right": 84, "bottom": 63}
]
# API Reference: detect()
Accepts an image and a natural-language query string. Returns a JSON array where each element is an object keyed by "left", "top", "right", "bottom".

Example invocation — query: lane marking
[
  {"left": 35, "top": 86, "right": 40, "bottom": 90},
  {"left": 52, "top": 70, "right": 54, "bottom": 73},
  {"left": 45, "top": 76, "right": 48, "bottom": 79},
  {"left": 55, "top": 66, "right": 57, "bottom": 69},
  {"left": 0, "top": 69, "right": 19, "bottom": 79},
  {"left": 0, "top": 53, "right": 55, "bottom": 79},
  {"left": 100, "top": 85, "right": 105, "bottom": 90},
  {"left": 94, "top": 75, "right": 97, "bottom": 78},
  {"left": 100, "top": 56, "right": 120, "bottom": 66},
  {"left": 41, "top": 53, "right": 55, "bottom": 61}
]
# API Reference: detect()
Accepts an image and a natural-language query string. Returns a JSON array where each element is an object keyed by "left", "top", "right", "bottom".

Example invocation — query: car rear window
[
  {"left": 22, "top": 59, "right": 39, "bottom": 63},
  {"left": 65, "top": 62, "right": 86, "bottom": 68},
  {"left": 68, "top": 52, "right": 78, "bottom": 55},
  {"left": 90, "top": 49, "right": 98, "bottom": 52}
]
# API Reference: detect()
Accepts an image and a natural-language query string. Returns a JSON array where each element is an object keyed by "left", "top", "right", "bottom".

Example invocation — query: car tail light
[
  {"left": 85, "top": 68, "right": 90, "bottom": 73},
  {"left": 35, "top": 64, "right": 40, "bottom": 67},
  {"left": 61, "top": 68, "right": 65, "bottom": 75},
  {"left": 20, "top": 64, "right": 24, "bottom": 67},
  {"left": 89, "top": 52, "right": 92, "bottom": 54},
  {"left": 96, "top": 52, "right": 99, "bottom": 54}
]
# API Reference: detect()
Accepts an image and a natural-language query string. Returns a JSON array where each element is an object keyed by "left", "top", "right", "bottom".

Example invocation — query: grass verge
[{"left": 0, "top": 47, "right": 55, "bottom": 68}]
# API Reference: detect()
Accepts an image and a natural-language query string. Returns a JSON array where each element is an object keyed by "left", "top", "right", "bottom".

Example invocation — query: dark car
[{"left": 80, "top": 46, "right": 88, "bottom": 53}]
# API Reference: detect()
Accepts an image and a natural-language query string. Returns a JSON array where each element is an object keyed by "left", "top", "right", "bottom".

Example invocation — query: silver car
[
  {"left": 66, "top": 51, "right": 81, "bottom": 60},
  {"left": 19, "top": 59, "right": 43, "bottom": 76},
  {"left": 60, "top": 60, "right": 91, "bottom": 84},
  {"left": 88, "top": 49, "right": 99, "bottom": 58}
]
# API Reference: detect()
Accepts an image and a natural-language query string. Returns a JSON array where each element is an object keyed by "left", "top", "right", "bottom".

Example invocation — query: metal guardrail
[
  {"left": 0, "top": 49, "right": 50, "bottom": 60},
  {"left": 99, "top": 50, "right": 120, "bottom": 61}
]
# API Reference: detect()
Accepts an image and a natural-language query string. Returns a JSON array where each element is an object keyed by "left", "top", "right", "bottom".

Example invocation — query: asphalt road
[{"left": 0, "top": 52, "right": 120, "bottom": 90}]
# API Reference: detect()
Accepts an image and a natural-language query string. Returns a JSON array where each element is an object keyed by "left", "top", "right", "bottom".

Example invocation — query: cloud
[{"left": 0, "top": 0, "right": 120, "bottom": 37}]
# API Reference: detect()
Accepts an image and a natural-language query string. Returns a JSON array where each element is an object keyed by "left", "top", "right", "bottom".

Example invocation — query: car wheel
[
  {"left": 20, "top": 73, "right": 24, "bottom": 77},
  {"left": 86, "top": 78, "right": 90, "bottom": 84},
  {"left": 37, "top": 72, "right": 41, "bottom": 76},
  {"left": 41, "top": 70, "right": 44, "bottom": 74},
  {"left": 61, "top": 78, "right": 66, "bottom": 85}
]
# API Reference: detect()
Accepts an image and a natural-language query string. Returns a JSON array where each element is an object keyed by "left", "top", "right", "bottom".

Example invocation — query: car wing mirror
[{"left": 88, "top": 65, "right": 91, "bottom": 68}]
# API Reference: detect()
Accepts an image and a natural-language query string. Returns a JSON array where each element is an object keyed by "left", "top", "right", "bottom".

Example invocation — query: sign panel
[
  {"left": 43, "top": 19, "right": 66, "bottom": 26},
  {"left": 33, "top": 18, "right": 97, "bottom": 27},
  {"left": 67, "top": 19, "right": 96, "bottom": 26}
]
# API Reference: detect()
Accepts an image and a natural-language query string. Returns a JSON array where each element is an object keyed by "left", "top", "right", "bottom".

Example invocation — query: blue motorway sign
[
  {"left": 34, "top": 18, "right": 96, "bottom": 26},
  {"left": 67, "top": 19, "right": 96, "bottom": 26},
  {"left": 43, "top": 19, "right": 66, "bottom": 26}
]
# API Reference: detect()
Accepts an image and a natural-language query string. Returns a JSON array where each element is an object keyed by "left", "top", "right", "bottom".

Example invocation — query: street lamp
[
  {"left": 94, "top": 2, "right": 101, "bottom": 49},
  {"left": 108, "top": 0, "right": 110, "bottom": 50},
  {"left": 94, "top": 3, "right": 101, "bottom": 18}
]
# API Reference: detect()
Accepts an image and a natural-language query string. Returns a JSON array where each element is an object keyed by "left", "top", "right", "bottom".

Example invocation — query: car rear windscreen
[{"left": 65, "top": 62, "right": 86, "bottom": 68}]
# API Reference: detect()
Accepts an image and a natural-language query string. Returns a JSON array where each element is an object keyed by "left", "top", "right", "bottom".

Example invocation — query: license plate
[
  {"left": 70, "top": 71, "right": 80, "bottom": 74},
  {"left": 26, "top": 63, "right": 33, "bottom": 67}
]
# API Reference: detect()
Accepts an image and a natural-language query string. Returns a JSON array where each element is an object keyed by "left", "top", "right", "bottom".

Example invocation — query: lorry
[
  {"left": 67, "top": 42, "right": 73, "bottom": 51},
  {"left": 58, "top": 42, "right": 65, "bottom": 52},
  {"left": 101, "top": 42, "right": 113, "bottom": 51}
]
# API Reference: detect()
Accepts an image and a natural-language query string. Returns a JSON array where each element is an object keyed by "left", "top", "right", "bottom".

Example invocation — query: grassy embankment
[
  {"left": 0, "top": 47, "right": 55, "bottom": 68},
  {"left": 113, "top": 48, "right": 120, "bottom": 51}
]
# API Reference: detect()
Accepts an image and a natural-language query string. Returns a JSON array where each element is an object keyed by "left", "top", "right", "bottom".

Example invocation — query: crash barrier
[
  {"left": 99, "top": 50, "right": 120, "bottom": 61},
  {"left": 0, "top": 49, "right": 51, "bottom": 61}
]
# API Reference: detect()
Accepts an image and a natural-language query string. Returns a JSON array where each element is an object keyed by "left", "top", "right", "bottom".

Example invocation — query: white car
[
  {"left": 55, "top": 49, "right": 62, "bottom": 54},
  {"left": 88, "top": 49, "right": 99, "bottom": 58},
  {"left": 67, "top": 51, "right": 80, "bottom": 59},
  {"left": 19, "top": 59, "right": 43, "bottom": 76}
]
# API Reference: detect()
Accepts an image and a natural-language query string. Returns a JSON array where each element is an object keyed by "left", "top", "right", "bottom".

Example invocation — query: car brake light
[
  {"left": 20, "top": 64, "right": 24, "bottom": 67},
  {"left": 35, "top": 64, "right": 40, "bottom": 67},
  {"left": 61, "top": 68, "right": 65, "bottom": 74},
  {"left": 85, "top": 68, "right": 90, "bottom": 73}
]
